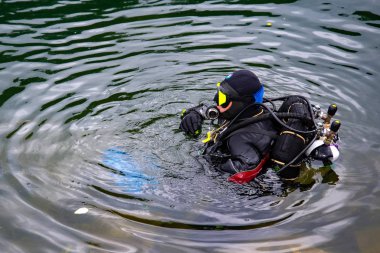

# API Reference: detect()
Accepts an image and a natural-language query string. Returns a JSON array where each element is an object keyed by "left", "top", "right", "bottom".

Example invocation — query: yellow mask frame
[{"left": 216, "top": 82, "right": 227, "bottom": 106}]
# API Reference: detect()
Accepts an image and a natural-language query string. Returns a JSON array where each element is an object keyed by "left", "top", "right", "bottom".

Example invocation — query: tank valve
[{"left": 323, "top": 103, "right": 338, "bottom": 128}]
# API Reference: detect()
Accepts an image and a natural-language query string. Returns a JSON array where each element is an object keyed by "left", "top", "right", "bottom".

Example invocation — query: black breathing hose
[
  {"left": 221, "top": 97, "right": 283, "bottom": 130},
  {"left": 263, "top": 97, "right": 277, "bottom": 111},
  {"left": 215, "top": 95, "right": 319, "bottom": 173},
  {"left": 259, "top": 103, "right": 317, "bottom": 134},
  {"left": 265, "top": 95, "right": 318, "bottom": 129},
  {"left": 219, "top": 111, "right": 316, "bottom": 141}
]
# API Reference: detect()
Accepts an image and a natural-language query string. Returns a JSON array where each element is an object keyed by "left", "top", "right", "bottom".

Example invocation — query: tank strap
[
  {"left": 271, "top": 158, "right": 301, "bottom": 168},
  {"left": 280, "top": 130, "right": 306, "bottom": 144}
]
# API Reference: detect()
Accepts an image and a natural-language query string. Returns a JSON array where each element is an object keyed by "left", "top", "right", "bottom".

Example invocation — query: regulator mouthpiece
[
  {"left": 198, "top": 105, "right": 219, "bottom": 120},
  {"left": 205, "top": 107, "right": 219, "bottom": 120}
]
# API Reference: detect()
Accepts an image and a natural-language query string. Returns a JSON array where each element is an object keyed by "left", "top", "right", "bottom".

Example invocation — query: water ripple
[
  {"left": 1, "top": 1, "right": 380, "bottom": 252},
  {"left": 313, "top": 30, "right": 363, "bottom": 48}
]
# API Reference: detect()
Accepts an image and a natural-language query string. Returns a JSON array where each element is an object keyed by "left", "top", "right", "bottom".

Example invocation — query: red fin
[{"left": 228, "top": 154, "right": 269, "bottom": 184}]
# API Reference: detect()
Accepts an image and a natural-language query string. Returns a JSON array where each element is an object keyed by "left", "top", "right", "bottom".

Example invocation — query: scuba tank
[
  {"left": 270, "top": 101, "right": 341, "bottom": 177},
  {"left": 269, "top": 96, "right": 315, "bottom": 178},
  {"left": 198, "top": 96, "right": 341, "bottom": 182}
]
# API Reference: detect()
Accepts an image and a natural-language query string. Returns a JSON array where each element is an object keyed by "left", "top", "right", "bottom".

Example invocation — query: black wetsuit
[
  {"left": 204, "top": 105, "right": 277, "bottom": 174},
  {"left": 204, "top": 96, "right": 314, "bottom": 179}
]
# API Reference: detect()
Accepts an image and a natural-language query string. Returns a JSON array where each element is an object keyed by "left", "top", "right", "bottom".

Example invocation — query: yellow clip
[
  {"left": 202, "top": 131, "right": 212, "bottom": 143},
  {"left": 181, "top": 109, "right": 186, "bottom": 117}
]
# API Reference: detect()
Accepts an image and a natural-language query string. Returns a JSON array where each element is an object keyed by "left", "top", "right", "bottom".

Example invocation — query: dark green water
[{"left": 1, "top": 0, "right": 380, "bottom": 252}]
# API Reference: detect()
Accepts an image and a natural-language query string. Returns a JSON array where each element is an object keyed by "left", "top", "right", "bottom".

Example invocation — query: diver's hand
[{"left": 180, "top": 110, "right": 203, "bottom": 135}]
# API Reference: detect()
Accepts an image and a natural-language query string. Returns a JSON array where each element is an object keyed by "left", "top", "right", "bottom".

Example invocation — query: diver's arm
[
  {"left": 179, "top": 105, "right": 204, "bottom": 135},
  {"left": 219, "top": 133, "right": 262, "bottom": 173},
  {"left": 180, "top": 110, "right": 203, "bottom": 135},
  {"left": 219, "top": 124, "right": 275, "bottom": 173},
  {"left": 180, "top": 104, "right": 220, "bottom": 135}
]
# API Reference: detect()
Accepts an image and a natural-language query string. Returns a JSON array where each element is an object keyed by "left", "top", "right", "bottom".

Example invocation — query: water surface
[{"left": 1, "top": 0, "right": 380, "bottom": 252}]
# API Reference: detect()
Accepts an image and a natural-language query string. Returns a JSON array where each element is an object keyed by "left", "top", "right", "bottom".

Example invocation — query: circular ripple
[{"left": 1, "top": 1, "right": 380, "bottom": 252}]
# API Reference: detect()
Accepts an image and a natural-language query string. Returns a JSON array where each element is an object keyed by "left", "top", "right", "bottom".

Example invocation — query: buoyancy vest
[{"left": 270, "top": 96, "right": 314, "bottom": 178}]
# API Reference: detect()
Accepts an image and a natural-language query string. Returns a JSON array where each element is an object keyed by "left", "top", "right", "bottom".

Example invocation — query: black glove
[{"left": 180, "top": 109, "right": 203, "bottom": 135}]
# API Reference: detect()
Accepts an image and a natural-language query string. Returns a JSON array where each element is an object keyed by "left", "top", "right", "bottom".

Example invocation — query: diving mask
[{"left": 215, "top": 81, "right": 251, "bottom": 108}]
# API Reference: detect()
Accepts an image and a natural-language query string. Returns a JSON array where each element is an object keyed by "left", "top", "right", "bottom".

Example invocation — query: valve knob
[
  {"left": 327, "top": 104, "right": 338, "bottom": 117},
  {"left": 330, "top": 120, "right": 341, "bottom": 132}
]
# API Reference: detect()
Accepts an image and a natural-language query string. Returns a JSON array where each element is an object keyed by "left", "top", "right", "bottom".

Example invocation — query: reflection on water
[
  {"left": 102, "top": 147, "right": 159, "bottom": 194},
  {"left": 290, "top": 163, "right": 339, "bottom": 191},
  {"left": 0, "top": 0, "right": 380, "bottom": 252}
]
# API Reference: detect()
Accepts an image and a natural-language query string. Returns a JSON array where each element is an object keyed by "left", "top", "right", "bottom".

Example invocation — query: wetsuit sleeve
[
  {"left": 219, "top": 133, "right": 261, "bottom": 173},
  {"left": 219, "top": 121, "right": 276, "bottom": 174}
]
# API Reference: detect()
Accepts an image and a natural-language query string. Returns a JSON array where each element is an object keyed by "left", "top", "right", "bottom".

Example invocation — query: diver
[{"left": 179, "top": 70, "right": 341, "bottom": 183}]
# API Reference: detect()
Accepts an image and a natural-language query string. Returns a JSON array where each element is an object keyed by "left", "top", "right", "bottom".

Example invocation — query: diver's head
[{"left": 214, "top": 70, "right": 264, "bottom": 120}]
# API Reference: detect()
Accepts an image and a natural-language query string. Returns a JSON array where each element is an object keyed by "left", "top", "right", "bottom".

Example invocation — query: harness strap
[
  {"left": 271, "top": 158, "right": 301, "bottom": 168},
  {"left": 280, "top": 130, "right": 306, "bottom": 143}
]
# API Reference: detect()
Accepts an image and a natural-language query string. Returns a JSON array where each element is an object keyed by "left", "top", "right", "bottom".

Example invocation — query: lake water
[{"left": 1, "top": 0, "right": 380, "bottom": 252}]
